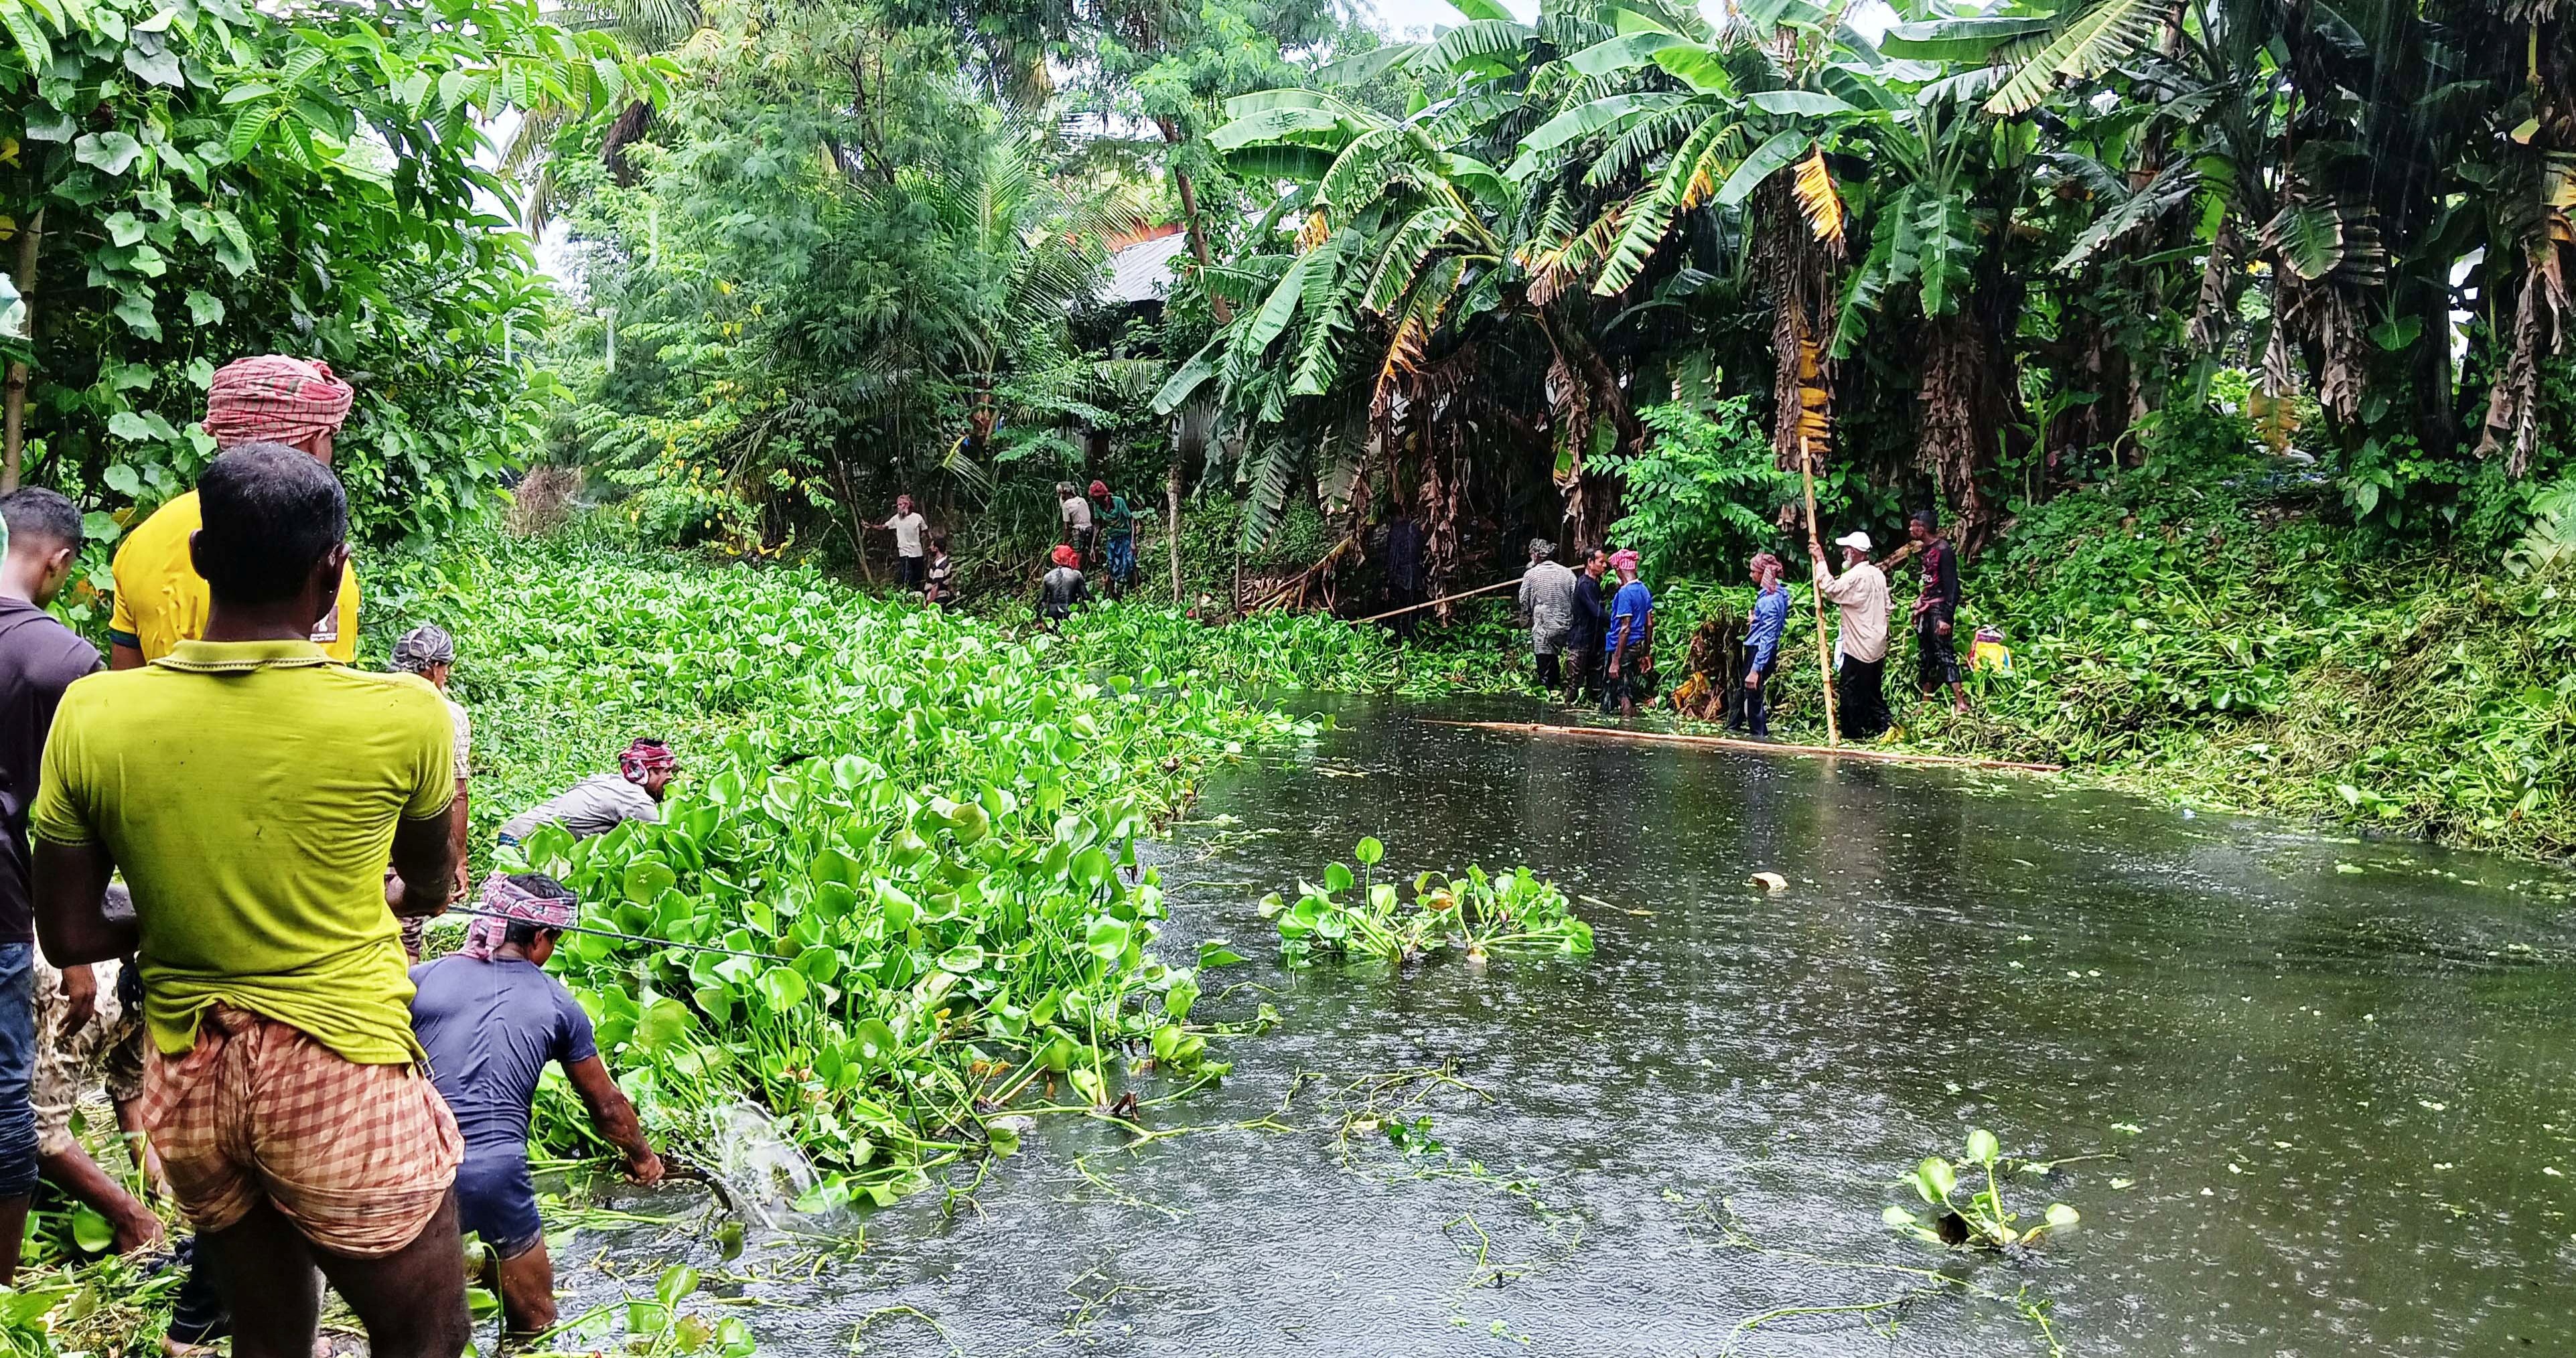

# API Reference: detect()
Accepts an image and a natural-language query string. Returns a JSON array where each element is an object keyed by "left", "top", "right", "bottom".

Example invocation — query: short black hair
[
  {"left": 1910, "top": 508, "right": 1940, "bottom": 531},
  {"left": 506, "top": 872, "right": 576, "bottom": 899},
  {"left": 194, "top": 443, "right": 347, "bottom": 605},
  {"left": 502, "top": 920, "right": 557, "bottom": 948},
  {"left": 0, "top": 487, "right": 82, "bottom": 552}
]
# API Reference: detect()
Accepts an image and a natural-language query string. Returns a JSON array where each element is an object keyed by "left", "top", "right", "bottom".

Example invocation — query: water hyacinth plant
[
  {"left": 1882, "top": 1128, "right": 2081, "bottom": 1252},
  {"left": 1260, "top": 839, "right": 1596, "bottom": 967}
]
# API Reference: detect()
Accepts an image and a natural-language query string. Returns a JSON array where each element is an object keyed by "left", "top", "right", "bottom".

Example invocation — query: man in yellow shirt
[
  {"left": 34, "top": 443, "right": 467, "bottom": 1358},
  {"left": 107, "top": 355, "right": 359, "bottom": 668}
]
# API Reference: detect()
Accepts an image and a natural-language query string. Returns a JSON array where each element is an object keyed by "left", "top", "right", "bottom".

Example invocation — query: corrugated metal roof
[{"left": 1100, "top": 232, "right": 1192, "bottom": 305}]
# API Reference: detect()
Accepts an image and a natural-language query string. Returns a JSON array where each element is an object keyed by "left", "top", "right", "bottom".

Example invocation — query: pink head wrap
[
  {"left": 200, "top": 356, "right": 354, "bottom": 447},
  {"left": 461, "top": 872, "right": 577, "bottom": 961},
  {"left": 1609, "top": 549, "right": 1641, "bottom": 572},
  {"left": 619, "top": 737, "right": 678, "bottom": 784}
]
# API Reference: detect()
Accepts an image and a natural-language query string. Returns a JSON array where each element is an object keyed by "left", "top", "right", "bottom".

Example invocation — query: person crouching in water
[
  {"left": 496, "top": 739, "right": 678, "bottom": 847},
  {"left": 410, "top": 873, "right": 660, "bottom": 1339},
  {"left": 1039, "top": 544, "right": 1089, "bottom": 627}
]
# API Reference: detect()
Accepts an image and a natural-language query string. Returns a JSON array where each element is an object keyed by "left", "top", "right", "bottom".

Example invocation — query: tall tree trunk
[{"left": 3, "top": 208, "right": 41, "bottom": 493}]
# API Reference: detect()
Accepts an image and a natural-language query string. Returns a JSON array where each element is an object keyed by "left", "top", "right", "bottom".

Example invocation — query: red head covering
[
  {"left": 619, "top": 738, "right": 678, "bottom": 784},
  {"left": 1088, "top": 480, "right": 1108, "bottom": 498},
  {"left": 1051, "top": 544, "right": 1080, "bottom": 569},
  {"left": 461, "top": 873, "right": 577, "bottom": 961},
  {"left": 201, "top": 356, "right": 354, "bottom": 447},
  {"left": 1609, "top": 549, "right": 1642, "bottom": 573}
]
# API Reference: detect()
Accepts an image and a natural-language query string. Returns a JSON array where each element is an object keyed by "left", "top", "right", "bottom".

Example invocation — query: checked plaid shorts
[{"left": 140, "top": 1005, "right": 462, "bottom": 1257}]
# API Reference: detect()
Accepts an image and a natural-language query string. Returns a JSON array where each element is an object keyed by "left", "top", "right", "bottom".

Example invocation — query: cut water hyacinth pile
[
  {"left": 390, "top": 534, "right": 1320, "bottom": 1206},
  {"left": 1260, "top": 838, "right": 1596, "bottom": 967}
]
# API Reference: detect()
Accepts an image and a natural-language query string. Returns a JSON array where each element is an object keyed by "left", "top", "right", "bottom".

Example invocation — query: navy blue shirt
[{"left": 410, "top": 955, "right": 596, "bottom": 1158}]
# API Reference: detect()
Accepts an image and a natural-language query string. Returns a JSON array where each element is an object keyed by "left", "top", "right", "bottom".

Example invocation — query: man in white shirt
[
  {"left": 1057, "top": 481, "right": 1094, "bottom": 563},
  {"left": 877, "top": 494, "right": 930, "bottom": 591},
  {"left": 497, "top": 740, "right": 678, "bottom": 844},
  {"left": 1810, "top": 530, "right": 1891, "bottom": 739}
]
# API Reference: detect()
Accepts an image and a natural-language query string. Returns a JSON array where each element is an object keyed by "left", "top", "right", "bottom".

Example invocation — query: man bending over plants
[
  {"left": 411, "top": 873, "right": 662, "bottom": 1338},
  {"left": 496, "top": 739, "right": 679, "bottom": 845},
  {"left": 32, "top": 443, "right": 469, "bottom": 1358}
]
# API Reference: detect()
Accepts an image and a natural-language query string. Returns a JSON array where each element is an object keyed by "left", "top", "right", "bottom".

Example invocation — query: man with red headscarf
[
  {"left": 1038, "top": 544, "right": 1090, "bottom": 625},
  {"left": 494, "top": 740, "right": 679, "bottom": 846},
  {"left": 107, "top": 356, "right": 360, "bottom": 669}
]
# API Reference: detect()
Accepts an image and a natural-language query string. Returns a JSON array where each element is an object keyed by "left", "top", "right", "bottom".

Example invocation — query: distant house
[{"left": 1098, "top": 225, "right": 1191, "bottom": 310}]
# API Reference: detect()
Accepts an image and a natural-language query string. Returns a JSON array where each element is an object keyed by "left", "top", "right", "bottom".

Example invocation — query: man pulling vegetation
[
  {"left": 1040, "top": 544, "right": 1090, "bottom": 624},
  {"left": 498, "top": 739, "right": 678, "bottom": 846},
  {"left": 1092, "top": 481, "right": 1138, "bottom": 599},
  {"left": 1810, "top": 531, "right": 1891, "bottom": 740},
  {"left": 1601, "top": 549, "right": 1652, "bottom": 718},
  {"left": 108, "top": 356, "right": 360, "bottom": 670},
  {"left": 409, "top": 873, "right": 660, "bottom": 1339},
  {"left": 33, "top": 443, "right": 469, "bottom": 1358},
  {"left": 1731, "top": 552, "right": 1789, "bottom": 741},
  {"left": 1517, "top": 538, "right": 1576, "bottom": 694}
]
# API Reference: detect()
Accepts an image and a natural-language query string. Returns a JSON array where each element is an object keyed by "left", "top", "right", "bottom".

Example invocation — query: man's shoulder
[{"left": 0, "top": 603, "right": 100, "bottom": 673}]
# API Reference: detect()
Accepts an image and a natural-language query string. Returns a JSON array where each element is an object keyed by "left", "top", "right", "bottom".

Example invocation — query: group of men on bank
[
  {"left": 862, "top": 480, "right": 1143, "bottom": 623},
  {"left": 1516, "top": 509, "right": 1972, "bottom": 739},
  {"left": 0, "top": 356, "right": 681, "bottom": 1358}
]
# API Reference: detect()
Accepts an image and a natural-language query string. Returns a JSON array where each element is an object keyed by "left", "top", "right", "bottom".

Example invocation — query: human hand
[
  {"left": 1744, "top": 670, "right": 1762, "bottom": 688},
  {"left": 627, "top": 1150, "right": 666, "bottom": 1186},
  {"left": 1936, "top": 619, "right": 1952, "bottom": 637},
  {"left": 60, "top": 964, "right": 96, "bottom": 1038}
]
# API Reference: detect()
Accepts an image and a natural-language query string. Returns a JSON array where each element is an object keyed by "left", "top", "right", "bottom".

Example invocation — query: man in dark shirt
[
  {"left": 1903, "top": 509, "right": 1970, "bottom": 714},
  {"left": 1382, "top": 505, "right": 1426, "bottom": 642},
  {"left": 1565, "top": 547, "right": 1608, "bottom": 702},
  {"left": 411, "top": 873, "right": 660, "bottom": 1337},
  {"left": 0, "top": 487, "right": 99, "bottom": 1281}
]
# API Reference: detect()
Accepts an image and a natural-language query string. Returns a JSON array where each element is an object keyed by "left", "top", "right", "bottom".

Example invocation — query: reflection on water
[{"left": 557, "top": 696, "right": 2576, "bottom": 1356}]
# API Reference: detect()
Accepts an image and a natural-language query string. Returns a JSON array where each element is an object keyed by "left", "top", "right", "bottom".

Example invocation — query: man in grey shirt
[
  {"left": 498, "top": 739, "right": 678, "bottom": 844},
  {"left": 1516, "top": 538, "right": 1577, "bottom": 694}
]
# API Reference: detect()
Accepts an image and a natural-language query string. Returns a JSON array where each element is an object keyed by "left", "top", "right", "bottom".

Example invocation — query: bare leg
[
  {"left": 308, "top": 1194, "right": 470, "bottom": 1358},
  {"left": 496, "top": 1238, "right": 559, "bottom": 1339},
  {"left": 0, "top": 1196, "right": 27, "bottom": 1283},
  {"left": 203, "top": 1200, "right": 325, "bottom": 1358}
]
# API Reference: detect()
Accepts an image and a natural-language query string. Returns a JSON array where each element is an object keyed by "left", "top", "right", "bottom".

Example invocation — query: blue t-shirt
[
  {"left": 409, "top": 955, "right": 597, "bottom": 1159},
  {"left": 1606, "top": 580, "right": 1653, "bottom": 654},
  {"left": 1747, "top": 585, "right": 1790, "bottom": 670}
]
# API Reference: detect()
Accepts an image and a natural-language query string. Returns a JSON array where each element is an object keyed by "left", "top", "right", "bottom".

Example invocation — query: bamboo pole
[
  {"left": 3, "top": 208, "right": 42, "bottom": 493},
  {"left": 1424, "top": 719, "right": 2060, "bottom": 773},
  {"left": 1798, "top": 433, "right": 1839, "bottom": 747},
  {"left": 1354, "top": 576, "right": 1519, "bottom": 623}
]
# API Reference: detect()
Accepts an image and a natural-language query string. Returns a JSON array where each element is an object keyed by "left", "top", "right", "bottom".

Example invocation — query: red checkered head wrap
[
  {"left": 201, "top": 356, "right": 354, "bottom": 447},
  {"left": 461, "top": 872, "right": 578, "bottom": 961},
  {"left": 1051, "top": 544, "right": 1080, "bottom": 569},
  {"left": 1088, "top": 480, "right": 1108, "bottom": 498},
  {"left": 619, "top": 738, "right": 677, "bottom": 785}
]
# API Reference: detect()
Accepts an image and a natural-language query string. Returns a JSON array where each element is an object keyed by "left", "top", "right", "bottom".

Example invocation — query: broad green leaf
[
  {"left": 1084, "top": 915, "right": 1131, "bottom": 961},
  {"left": 1879, "top": 15, "right": 2053, "bottom": 59},
  {"left": 1747, "top": 90, "right": 1855, "bottom": 117},
  {"left": 74, "top": 131, "right": 145, "bottom": 176},
  {"left": 1964, "top": 1128, "right": 2000, "bottom": 1164},
  {"left": 1519, "top": 93, "right": 1687, "bottom": 156},
  {"left": 1564, "top": 31, "right": 1681, "bottom": 76},
  {"left": 1713, "top": 128, "right": 1808, "bottom": 208}
]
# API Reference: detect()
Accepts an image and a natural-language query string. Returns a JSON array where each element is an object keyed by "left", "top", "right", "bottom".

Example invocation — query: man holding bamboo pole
[{"left": 1810, "top": 531, "right": 1891, "bottom": 740}]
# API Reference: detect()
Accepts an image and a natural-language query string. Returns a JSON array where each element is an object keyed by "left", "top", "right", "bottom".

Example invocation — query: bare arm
[
  {"left": 447, "top": 781, "right": 471, "bottom": 899},
  {"left": 106, "top": 643, "right": 145, "bottom": 672},
  {"left": 565, "top": 1055, "right": 661, "bottom": 1183},
  {"left": 38, "top": 1144, "right": 162, "bottom": 1252},
  {"left": 32, "top": 840, "right": 134, "bottom": 966},
  {"left": 388, "top": 808, "right": 460, "bottom": 921}
]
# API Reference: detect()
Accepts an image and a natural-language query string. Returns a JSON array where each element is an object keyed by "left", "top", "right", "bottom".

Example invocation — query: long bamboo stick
[
  {"left": 1354, "top": 576, "right": 1520, "bottom": 623},
  {"left": 1798, "top": 434, "right": 1839, "bottom": 747},
  {"left": 1423, "top": 719, "right": 2061, "bottom": 773}
]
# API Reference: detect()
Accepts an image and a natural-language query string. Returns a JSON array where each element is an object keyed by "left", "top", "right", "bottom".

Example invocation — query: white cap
[{"left": 1834, "top": 530, "right": 1873, "bottom": 552}]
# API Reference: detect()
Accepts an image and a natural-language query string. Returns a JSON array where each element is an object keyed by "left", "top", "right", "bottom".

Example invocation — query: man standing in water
[
  {"left": 1902, "top": 510, "right": 1970, "bottom": 714},
  {"left": 1382, "top": 504, "right": 1426, "bottom": 642},
  {"left": 1810, "top": 530, "right": 1891, "bottom": 739},
  {"left": 410, "top": 873, "right": 660, "bottom": 1339},
  {"left": 498, "top": 739, "right": 678, "bottom": 846},
  {"left": 1731, "top": 552, "right": 1789, "bottom": 741},
  {"left": 109, "top": 356, "right": 360, "bottom": 669},
  {"left": 1601, "top": 549, "right": 1652, "bottom": 717},
  {"left": 875, "top": 494, "right": 930, "bottom": 593},
  {"left": 1092, "top": 481, "right": 1138, "bottom": 599},
  {"left": 1516, "top": 539, "right": 1576, "bottom": 694},
  {"left": 1565, "top": 546, "right": 1608, "bottom": 704},
  {"left": 33, "top": 443, "right": 468, "bottom": 1358}
]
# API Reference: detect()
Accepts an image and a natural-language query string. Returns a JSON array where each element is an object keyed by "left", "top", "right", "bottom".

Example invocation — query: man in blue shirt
[
  {"left": 1602, "top": 549, "right": 1653, "bottom": 716},
  {"left": 411, "top": 875, "right": 661, "bottom": 1339},
  {"left": 1732, "top": 552, "right": 1791, "bottom": 739}
]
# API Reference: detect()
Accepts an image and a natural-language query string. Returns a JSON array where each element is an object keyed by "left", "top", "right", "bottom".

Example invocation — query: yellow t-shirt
[
  {"left": 108, "top": 491, "right": 360, "bottom": 663},
  {"left": 31, "top": 640, "right": 455, "bottom": 1063}
]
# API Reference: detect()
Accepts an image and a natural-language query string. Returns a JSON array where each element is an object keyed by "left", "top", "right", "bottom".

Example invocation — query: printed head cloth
[
  {"left": 461, "top": 872, "right": 577, "bottom": 961},
  {"left": 619, "top": 737, "right": 678, "bottom": 784},
  {"left": 389, "top": 623, "right": 455, "bottom": 675},
  {"left": 201, "top": 356, "right": 354, "bottom": 447},
  {"left": 1088, "top": 480, "right": 1108, "bottom": 498},
  {"left": 1609, "top": 548, "right": 1641, "bottom": 573}
]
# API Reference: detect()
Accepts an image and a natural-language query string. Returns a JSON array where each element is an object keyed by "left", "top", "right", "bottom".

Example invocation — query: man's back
[
  {"left": 409, "top": 956, "right": 593, "bottom": 1158},
  {"left": 0, "top": 601, "right": 100, "bottom": 946},
  {"left": 30, "top": 641, "right": 453, "bottom": 1062}
]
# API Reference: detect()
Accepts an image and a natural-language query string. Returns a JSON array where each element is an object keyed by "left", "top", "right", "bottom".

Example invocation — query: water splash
[{"left": 703, "top": 1102, "right": 818, "bottom": 1229}]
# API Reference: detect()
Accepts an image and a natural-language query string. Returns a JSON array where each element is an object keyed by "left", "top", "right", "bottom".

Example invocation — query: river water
[{"left": 558, "top": 696, "right": 2576, "bottom": 1356}]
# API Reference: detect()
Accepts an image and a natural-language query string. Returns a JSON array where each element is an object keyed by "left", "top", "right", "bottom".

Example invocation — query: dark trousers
[
  {"left": 1561, "top": 645, "right": 1597, "bottom": 700},
  {"left": 1388, "top": 586, "right": 1425, "bottom": 640},
  {"left": 1730, "top": 662, "right": 1778, "bottom": 738},
  {"left": 1917, "top": 612, "right": 1960, "bottom": 692},
  {"left": 895, "top": 554, "right": 925, "bottom": 589},
  {"left": 1534, "top": 652, "right": 1561, "bottom": 690},
  {"left": 1839, "top": 655, "right": 1889, "bottom": 739}
]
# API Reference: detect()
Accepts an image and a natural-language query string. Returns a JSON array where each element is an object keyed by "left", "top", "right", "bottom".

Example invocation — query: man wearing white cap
[{"left": 1810, "top": 530, "right": 1891, "bottom": 739}]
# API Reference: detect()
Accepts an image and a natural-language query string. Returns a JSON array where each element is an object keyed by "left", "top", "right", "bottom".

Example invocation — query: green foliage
[
  {"left": 0, "top": 0, "right": 668, "bottom": 572},
  {"left": 1881, "top": 1127, "right": 2080, "bottom": 1251},
  {"left": 1260, "top": 841, "right": 1595, "bottom": 966},
  {"left": 1601, "top": 399, "right": 1799, "bottom": 580}
]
